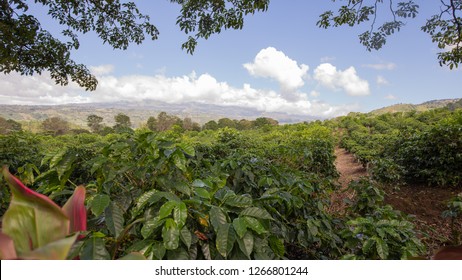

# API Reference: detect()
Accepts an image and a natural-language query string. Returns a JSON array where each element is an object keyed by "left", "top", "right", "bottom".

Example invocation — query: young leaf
[
  {"left": 21, "top": 234, "right": 77, "bottom": 260},
  {"left": 0, "top": 233, "right": 17, "bottom": 260},
  {"left": 62, "top": 186, "right": 87, "bottom": 235},
  {"left": 1, "top": 166, "right": 69, "bottom": 254}
]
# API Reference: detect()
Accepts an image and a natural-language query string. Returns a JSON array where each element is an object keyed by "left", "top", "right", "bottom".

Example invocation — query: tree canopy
[{"left": 1, "top": 0, "right": 461, "bottom": 92}]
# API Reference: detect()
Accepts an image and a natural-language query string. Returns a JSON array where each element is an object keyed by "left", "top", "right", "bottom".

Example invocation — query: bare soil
[{"left": 333, "top": 148, "right": 461, "bottom": 255}]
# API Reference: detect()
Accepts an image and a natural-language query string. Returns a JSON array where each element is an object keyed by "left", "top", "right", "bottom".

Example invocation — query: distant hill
[
  {"left": 0, "top": 101, "right": 316, "bottom": 129},
  {"left": 370, "top": 98, "right": 462, "bottom": 115}
]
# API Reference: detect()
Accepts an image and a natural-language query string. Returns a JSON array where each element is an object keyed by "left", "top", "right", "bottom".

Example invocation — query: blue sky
[{"left": 1, "top": 0, "right": 460, "bottom": 119}]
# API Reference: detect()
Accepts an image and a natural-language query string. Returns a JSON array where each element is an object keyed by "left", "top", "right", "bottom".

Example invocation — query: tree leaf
[
  {"left": 1, "top": 167, "right": 69, "bottom": 255},
  {"left": 225, "top": 194, "right": 253, "bottom": 207},
  {"left": 162, "top": 219, "right": 180, "bottom": 250},
  {"left": 177, "top": 142, "right": 195, "bottom": 156},
  {"left": 240, "top": 207, "right": 273, "bottom": 220},
  {"left": 132, "top": 189, "right": 158, "bottom": 216},
  {"left": 201, "top": 242, "right": 212, "bottom": 260},
  {"left": 141, "top": 216, "right": 164, "bottom": 239},
  {"left": 236, "top": 231, "right": 254, "bottom": 258},
  {"left": 159, "top": 201, "right": 177, "bottom": 220},
  {"left": 173, "top": 202, "right": 188, "bottom": 228},
  {"left": 232, "top": 217, "right": 247, "bottom": 238},
  {"left": 180, "top": 227, "right": 192, "bottom": 249},
  {"left": 243, "top": 216, "right": 267, "bottom": 234},
  {"left": 118, "top": 252, "right": 146, "bottom": 260},
  {"left": 269, "top": 236, "right": 285, "bottom": 257},
  {"left": 216, "top": 223, "right": 236, "bottom": 258},
  {"left": 209, "top": 206, "right": 228, "bottom": 230},
  {"left": 151, "top": 241, "right": 166, "bottom": 260},
  {"left": 105, "top": 201, "right": 125, "bottom": 239},
  {"left": 89, "top": 194, "right": 110, "bottom": 216},
  {"left": 80, "top": 236, "right": 110, "bottom": 260},
  {"left": 194, "top": 188, "right": 211, "bottom": 199},
  {"left": 376, "top": 237, "right": 389, "bottom": 259},
  {"left": 362, "top": 238, "right": 375, "bottom": 255}
]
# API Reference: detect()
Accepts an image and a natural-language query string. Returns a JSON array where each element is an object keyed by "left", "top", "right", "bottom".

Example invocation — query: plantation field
[{"left": 1, "top": 108, "right": 461, "bottom": 260}]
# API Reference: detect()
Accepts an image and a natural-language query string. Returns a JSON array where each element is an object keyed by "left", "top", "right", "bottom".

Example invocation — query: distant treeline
[{"left": 0, "top": 111, "right": 279, "bottom": 136}]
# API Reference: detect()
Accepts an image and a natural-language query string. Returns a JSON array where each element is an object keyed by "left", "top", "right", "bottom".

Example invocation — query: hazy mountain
[
  {"left": 369, "top": 98, "right": 461, "bottom": 115},
  {"left": 0, "top": 101, "right": 317, "bottom": 128}
]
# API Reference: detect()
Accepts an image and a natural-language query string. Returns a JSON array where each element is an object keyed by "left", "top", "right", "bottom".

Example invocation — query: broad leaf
[
  {"left": 209, "top": 206, "right": 228, "bottom": 230},
  {"left": 375, "top": 237, "right": 389, "bottom": 259},
  {"left": 173, "top": 202, "right": 188, "bottom": 228},
  {"left": 180, "top": 227, "right": 192, "bottom": 249},
  {"left": 216, "top": 223, "right": 236, "bottom": 258},
  {"left": 236, "top": 231, "right": 254, "bottom": 258},
  {"left": 1, "top": 167, "right": 69, "bottom": 255},
  {"left": 194, "top": 188, "right": 211, "bottom": 199},
  {"left": 80, "top": 236, "right": 110, "bottom": 260},
  {"left": 162, "top": 219, "right": 180, "bottom": 250},
  {"left": 21, "top": 234, "right": 77, "bottom": 260},
  {"left": 151, "top": 241, "right": 166, "bottom": 260},
  {"left": 89, "top": 194, "right": 110, "bottom": 216},
  {"left": 177, "top": 143, "right": 195, "bottom": 156},
  {"left": 225, "top": 194, "right": 253, "bottom": 207},
  {"left": 132, "top": 189, "right": 158, "bottom": 216},
  {"left": 240, "top": 207, "right": 273, "bottom": 220},
  {"left": 243, "top": 216, "right": 267, "bottom": 234},
  {"left": 141, "top": 216, "right": 164, "bottom": 239},
  {"left": 232, "top": 217, "right": 247, "bottom": 238},
  {"left": 159, "top": 201, "right": 177, "bottom": 220},
  {"left": 62, "top": 186, "right": 87, "bottom": 235},
  {"left": 105, "top": 201, "right": 125, "bottom": 239},
  {"left": 0, "top": 233, "right": 17, "bottom": 260}
]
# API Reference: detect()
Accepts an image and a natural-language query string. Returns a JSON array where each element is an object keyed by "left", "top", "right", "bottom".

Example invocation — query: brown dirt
[{"left": 332, "top": 148, "right": 461, "bottom": 255}]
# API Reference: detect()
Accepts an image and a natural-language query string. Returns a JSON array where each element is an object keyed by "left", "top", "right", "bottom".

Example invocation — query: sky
[{"left": 0, "top": 0, "right": 461, "bottom": 119}]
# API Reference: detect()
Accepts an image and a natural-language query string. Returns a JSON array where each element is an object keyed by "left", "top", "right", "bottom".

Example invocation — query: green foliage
[
  {"left": 1, "top": 121, "right": 430, "bottom": 259},
  {"left": 1, "top": 0, "right": 158, "bottom": 90}
]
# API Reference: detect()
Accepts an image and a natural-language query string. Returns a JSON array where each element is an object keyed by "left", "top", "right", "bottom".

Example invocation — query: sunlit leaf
[
  {"left": 1, "top": 167, "right": 69, "bottom": 255},
  {"left": 62, "top": 186, "right": 87, "bottom": 235},
  {"left": 21, "top": 234, "right": 77, "bottom": 260},
  {"left": 162, "top": 219, "right": 180, "bottom": 250}
]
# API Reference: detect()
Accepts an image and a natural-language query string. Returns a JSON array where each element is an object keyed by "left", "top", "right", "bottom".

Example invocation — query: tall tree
[
  {"left": 114, "top": 113, "right": 131, "bottom": 129},
  {"left": 87, "top": 114, "right": 104, "bottom": 133},
  {"left": 42, "top": 117, "right": 69, "bottom": 135}
]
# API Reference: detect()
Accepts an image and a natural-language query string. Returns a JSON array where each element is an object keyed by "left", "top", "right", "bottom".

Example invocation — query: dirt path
[
  {"left": 332, "top": 147, "right": 460, "bottom": 253},
  {"left": 329, "top": 148, "right": 368, "bottom": 213},
  {"left": 334, "top": 148, "right": 368, "bottom": 188}
]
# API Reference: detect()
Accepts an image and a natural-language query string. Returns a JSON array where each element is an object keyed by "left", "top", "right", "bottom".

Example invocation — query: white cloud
[
  {"left": 0, "top": 71, "right": 353, "bottom": 118},
  {"left": 310, "top": 90, "right": 320, "bottom": 97},
  {"left": 313, "top": 63, "right": 370, "bottom": 96},
  {"left": 385, "top": 94, "right": 397, "bottom": 100},
  {"left": 243, "top": 47, "right": 309, "bottom": 93},
  {"left": 89, "top": 64, "right": 115, "bottom": 76},
  {"left": 376, "top": 75, "right": 389, "bottom": 86},
  {"left": 362, "top": 63, "right": 396, "bottom": 70}
]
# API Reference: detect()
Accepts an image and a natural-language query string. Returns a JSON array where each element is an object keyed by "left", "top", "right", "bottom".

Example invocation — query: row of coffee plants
[
  {"left": 0, "top": 123, "right": 426, "bottom": 259},
  {"left": 335, "top": 109, "right": 462, "bottom": 187}
]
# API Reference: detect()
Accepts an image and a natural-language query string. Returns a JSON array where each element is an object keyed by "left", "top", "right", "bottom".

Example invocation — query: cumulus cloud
[
  {"left": 0, "top": 70, "right": 353, "bottom": 118},
  {"left": 243, "top": 47, "right": 309, "bottom": 94},
  {"left": 362, "top": 62, "right": 396, "bottom": 70},
  {"left": 89, "top": 64, "right": 115, "bottom": 76},
  {"left": 313, "top": 63, "right": 370, "bottom": 96}
]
